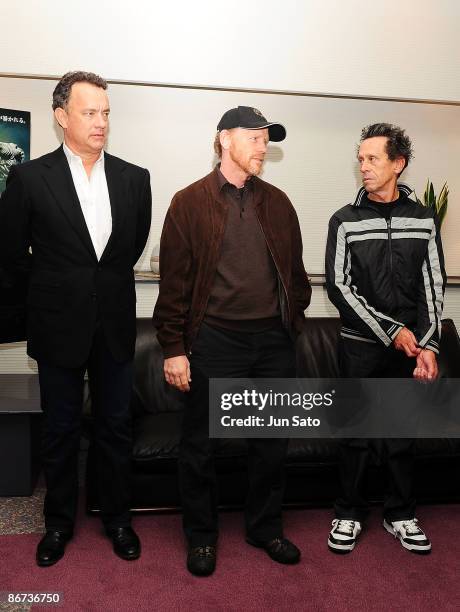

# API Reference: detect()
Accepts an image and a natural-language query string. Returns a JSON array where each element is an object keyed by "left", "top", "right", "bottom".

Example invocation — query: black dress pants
[
  {"left": 334, "top": 338, "right": 417, "bottom": 522},
  {"left": 179, "top": 322, "right": 295, "bottom": 546},
  {"left": 38, "top": 325, "right": 133, "bottom": 532}
]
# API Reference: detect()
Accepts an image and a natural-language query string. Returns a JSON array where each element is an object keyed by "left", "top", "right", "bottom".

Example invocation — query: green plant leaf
[
  {"left": 419, "top": 179, "right": 448, "bottom": 226},
  {"left": 438, "top": 203, "right": 447, "bottom": 225},
  {"left": 429, "top": 182, "right": 435, "bottom": 208},
  {"left": 423, "top": 179, "right": 430, "bottom": 207}
]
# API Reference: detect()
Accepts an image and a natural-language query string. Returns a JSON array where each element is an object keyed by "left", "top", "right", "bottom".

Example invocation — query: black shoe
[
  {"left": 36, "top": 530, "right": 73, "bottom": 567},
  {"left": 105, "top": 526, "right": 141, "bottom": 560},
  {"left": 187, "top": 545, "right": 217, "bottom": 576},
  {"left": 246, "top": 537, "right": 301, "bottom": 564}
]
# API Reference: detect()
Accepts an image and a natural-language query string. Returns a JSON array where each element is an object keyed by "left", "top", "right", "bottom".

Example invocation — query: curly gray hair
[{"left": 52, "top": 71, "right": 107, "bottom": 110}]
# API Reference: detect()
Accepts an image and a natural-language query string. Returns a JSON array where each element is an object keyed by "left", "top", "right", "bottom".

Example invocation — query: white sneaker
[
  {"left": 383, "top": 518, "right": 431, "bottom": 554},
  {"left": 328, "top": 519, "right": 362, "bottom": 553}
]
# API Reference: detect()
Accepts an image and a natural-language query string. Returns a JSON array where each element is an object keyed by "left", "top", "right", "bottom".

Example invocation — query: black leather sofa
[{"left": 86, "top": 317, "right": 460, "bottom": 513}]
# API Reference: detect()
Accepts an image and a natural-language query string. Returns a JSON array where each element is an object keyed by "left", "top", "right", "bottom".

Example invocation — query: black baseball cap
[{"left": 217, "top": 106, "right": 286, "bottom": 142}]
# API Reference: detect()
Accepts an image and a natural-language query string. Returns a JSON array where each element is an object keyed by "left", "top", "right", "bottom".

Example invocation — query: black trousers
[
  {"left": 38, "top": 325, "right": 133, "bottom": 532},
  {"left": 335, "top": 338, "right": 417, "bottom": 522},
  {"left": 179, "top": 322, "right": 296, "bottom": 546}
]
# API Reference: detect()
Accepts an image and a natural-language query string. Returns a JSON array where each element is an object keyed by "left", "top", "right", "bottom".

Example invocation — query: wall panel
[{"left": 2, "top": 1, "right": 460, "bottom": 102}]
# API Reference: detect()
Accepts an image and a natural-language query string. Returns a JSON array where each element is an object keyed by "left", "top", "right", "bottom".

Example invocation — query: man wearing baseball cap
[{"left": 154, "top": 106, "right": 311, "bottom": 576}]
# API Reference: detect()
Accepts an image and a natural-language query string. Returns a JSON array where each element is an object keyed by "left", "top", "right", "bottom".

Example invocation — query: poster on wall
[
  {"left": 0, "top": 108, "right": 30, "bottom": 343},
  {"left": 0, "top": 108, "right": 30, "bottom": 195}
]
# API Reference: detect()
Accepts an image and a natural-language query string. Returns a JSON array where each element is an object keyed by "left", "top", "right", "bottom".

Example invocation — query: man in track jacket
[{"left": 325, "top": 123, "right": 446, "bottom": 555}]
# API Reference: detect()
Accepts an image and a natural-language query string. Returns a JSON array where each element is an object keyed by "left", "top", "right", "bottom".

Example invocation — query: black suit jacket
[{"left": 0, "top": 145, "right": 151, "bottom": 367}]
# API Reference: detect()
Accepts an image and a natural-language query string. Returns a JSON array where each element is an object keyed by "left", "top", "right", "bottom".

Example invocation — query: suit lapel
[
  {"left": 100, "top": 153, "right": 127, "bottom": 262},
  {"left": 41, "top": 146, "right": 97, "bottom": 260}
]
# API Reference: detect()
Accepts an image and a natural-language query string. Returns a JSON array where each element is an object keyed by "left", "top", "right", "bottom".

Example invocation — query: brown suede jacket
[{"left": 153, "top": 169, "right": 311, "bottom": 358}]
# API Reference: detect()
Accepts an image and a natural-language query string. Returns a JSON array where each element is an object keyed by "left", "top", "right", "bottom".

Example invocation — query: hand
[
  {"left": 413, "top": 349, "right": 438, "bottom": 381},
  {"left": 393, "top": 327, "right": 421, "bottom": 358},
  {"left": 164, "top": 355, "right": 191, "bottom": 392}
]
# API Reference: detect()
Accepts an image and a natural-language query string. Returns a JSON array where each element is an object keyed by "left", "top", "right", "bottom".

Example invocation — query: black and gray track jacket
[{"left": 325, "top": 184, "right": 446, "bottom": 353}]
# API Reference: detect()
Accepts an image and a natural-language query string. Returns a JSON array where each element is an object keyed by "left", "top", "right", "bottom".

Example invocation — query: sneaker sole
[
  {"left": 327, "top": 539, "right": 355, "bottom": 554},
  {"left": 383, "top": 521, "right": 432, "bottom": 554}
]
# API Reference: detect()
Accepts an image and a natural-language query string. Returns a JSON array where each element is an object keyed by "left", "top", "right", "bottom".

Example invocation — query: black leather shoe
[
  {"left": 105, "top": 526, "right": 141, "bottom": 560},
  {"left": 36, "top": 530, "right": 72, "bottom": 567},
  {"left": 187, "top": 545, "right": 217, "bottom": 576},
  {"left": 246, "top": 537, "right": 301, "bottom": 564}
]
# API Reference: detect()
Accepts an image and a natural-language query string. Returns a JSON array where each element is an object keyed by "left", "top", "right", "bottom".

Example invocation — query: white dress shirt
[{"left": 63, "top": 143, "right": 112, "bottom": 260}]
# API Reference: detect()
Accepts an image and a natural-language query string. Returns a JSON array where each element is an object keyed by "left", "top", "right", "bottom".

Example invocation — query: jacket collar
[
  {"left": 40, "top": 145, "right": 127, "bottom": 261},
  {"left": 206, "top": 165, "right": 267, "bottom": 207},
  {"left": 352, "top": 183, "right": 415, "bottom": 207}
]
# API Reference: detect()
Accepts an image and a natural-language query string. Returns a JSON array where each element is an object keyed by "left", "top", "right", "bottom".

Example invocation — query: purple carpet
[{"left": 1, "top": 504, "right": 459, "bottom": 611}]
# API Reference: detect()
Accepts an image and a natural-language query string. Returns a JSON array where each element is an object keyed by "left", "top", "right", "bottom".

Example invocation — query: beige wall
[{"left": 1, "top": 76, "right": 459, "bottom": 274}]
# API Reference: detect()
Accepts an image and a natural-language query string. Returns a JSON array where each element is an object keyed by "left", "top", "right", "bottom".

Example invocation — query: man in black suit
[{"left": 0, "top": 71, "right": 151, "bottom": 566}]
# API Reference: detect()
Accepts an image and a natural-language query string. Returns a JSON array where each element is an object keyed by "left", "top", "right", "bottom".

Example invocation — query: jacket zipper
[
  {"left": 386, "top": 217, "right": 393, "bottom": 273},
  {"left": 255, "top": 213, "right": 291, "bottom": 328},
  {"left": 386, "top": 212, "right": 399, "bottom": 311}
]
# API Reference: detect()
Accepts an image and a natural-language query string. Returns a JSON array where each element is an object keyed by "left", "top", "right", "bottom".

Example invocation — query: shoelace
[
  {"left": 335, "top": 520, "right": 355, "bottom": 534},
  {"left": 193, "top": 546, "right": 215, "bottom": 558},
  {"left": 400, "top": 519, "right": 422, "bottom": 535},
  {"left": 269, "top": 538, "right": 286, "bottom": 552}
]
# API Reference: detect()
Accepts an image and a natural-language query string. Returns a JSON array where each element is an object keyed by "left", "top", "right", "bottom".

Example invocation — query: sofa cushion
[
  {"left": 296, "top": 318, "right": 341, "bottom": 378},
  {"left": 132, "top": 413, "right": 249, "bottom": 465}
]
